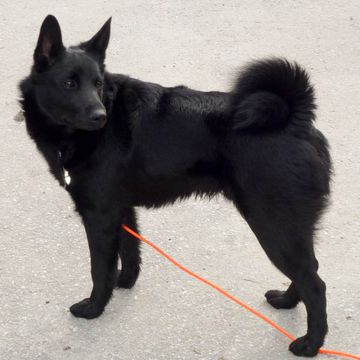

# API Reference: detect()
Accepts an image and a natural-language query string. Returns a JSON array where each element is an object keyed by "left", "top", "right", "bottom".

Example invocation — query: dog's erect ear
[
  {"left": 34, "top": 15, "right": 64, "bottom": 71},
  {"left": 84, "top": 18, "right": 111, "bottom": 63}
]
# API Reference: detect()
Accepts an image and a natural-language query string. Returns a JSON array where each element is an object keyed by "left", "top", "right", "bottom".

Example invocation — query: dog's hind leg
[
  {"left": 233, "top": 193, "right": 328, "bottom": 357},
  {"left": 117, "top": 208, "right": 141, "bottom": 289},
  {"left": 264, "top": 255, "right": 320, "bottom": 310},
  {"left": 265, "top": 282, "right": 301, "bottom": 309}
]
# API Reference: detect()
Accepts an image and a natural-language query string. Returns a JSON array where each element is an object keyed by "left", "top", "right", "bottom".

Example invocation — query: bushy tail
[{"left": 229, "top": 58, "right": 316, "bottom": 132}]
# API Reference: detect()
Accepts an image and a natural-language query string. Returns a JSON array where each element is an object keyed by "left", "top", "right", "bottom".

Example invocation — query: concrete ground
[{"left": 0, "top": 1, "right": 359, "bottom": 359}]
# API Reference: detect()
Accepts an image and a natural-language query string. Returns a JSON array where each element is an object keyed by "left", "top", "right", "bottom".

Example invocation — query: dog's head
[{"left": 30, "top": 15, "right": 111, "bottom": 131}]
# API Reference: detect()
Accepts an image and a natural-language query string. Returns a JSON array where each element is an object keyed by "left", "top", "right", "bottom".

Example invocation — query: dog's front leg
[{"left": 70, "top": 210, "right": 119, "bottom": 319}]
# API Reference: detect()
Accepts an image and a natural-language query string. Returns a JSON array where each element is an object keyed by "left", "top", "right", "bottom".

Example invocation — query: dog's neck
[{"left": 20, "top": 88, "right": 100, "bottom": 187}]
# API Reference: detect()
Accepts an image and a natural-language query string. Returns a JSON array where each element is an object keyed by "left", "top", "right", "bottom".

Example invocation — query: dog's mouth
[{"left": 63, "top": 117, "right": 107, "bottom": 130}]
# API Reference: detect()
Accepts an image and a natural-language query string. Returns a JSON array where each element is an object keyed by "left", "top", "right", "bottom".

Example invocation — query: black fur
[{"left": 20, "top": 15, "right": 331, "bottom": 357}]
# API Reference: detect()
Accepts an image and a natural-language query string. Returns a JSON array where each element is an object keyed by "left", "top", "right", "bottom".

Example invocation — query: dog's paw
[
  {"left": 289, "top": 336, "right": 320, "bottom": 357},
  {"left": 69, "top": 298, "right": 104, "bottom": 319},
  {"left": 116, "top": 268, "right": 139, "bottom": 289},
  {"left": 265, "top": 289, "right": 299, "bottom": 309}
]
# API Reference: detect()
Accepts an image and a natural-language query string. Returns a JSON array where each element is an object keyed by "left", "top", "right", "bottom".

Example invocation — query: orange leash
[{"left": 122, "top": 224, "right": 360, "bottom": 360}]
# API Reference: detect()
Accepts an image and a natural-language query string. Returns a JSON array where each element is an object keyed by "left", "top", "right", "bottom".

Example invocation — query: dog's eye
[
  {"left": 64, "top": 79, "right": 76, "bottom": 89},
  {"left": 95, "top": 80, "right": 103, "bottom": 89}
]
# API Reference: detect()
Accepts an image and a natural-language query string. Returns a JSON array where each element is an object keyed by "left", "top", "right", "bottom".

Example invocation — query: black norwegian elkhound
[{"left": 19, "top": 15, "right": 331, "bottom": 357}]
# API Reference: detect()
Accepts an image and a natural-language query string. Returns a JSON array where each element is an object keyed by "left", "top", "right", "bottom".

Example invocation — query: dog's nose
[{"left": 90, "top": 109, "right": 107, "bottom": 123}]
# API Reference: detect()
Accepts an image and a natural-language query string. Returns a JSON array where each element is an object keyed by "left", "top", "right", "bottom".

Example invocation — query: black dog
[{"left": 19, "top": 15, "right": 331, "bottom": 357}]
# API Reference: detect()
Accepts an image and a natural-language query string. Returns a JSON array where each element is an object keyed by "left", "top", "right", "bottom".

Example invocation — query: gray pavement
[{"left": 0, "top": 1, "right": 359, "bottom": 359}]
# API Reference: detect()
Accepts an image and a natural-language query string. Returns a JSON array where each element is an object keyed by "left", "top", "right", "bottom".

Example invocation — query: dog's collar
[{"left": 58, "top": 150, "right": 71, "bottom": 186}]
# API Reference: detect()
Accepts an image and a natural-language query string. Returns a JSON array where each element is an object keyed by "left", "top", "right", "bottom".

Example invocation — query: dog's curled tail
[{"left": 229, "top": 58, "right": 316, "bottom": 132}]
